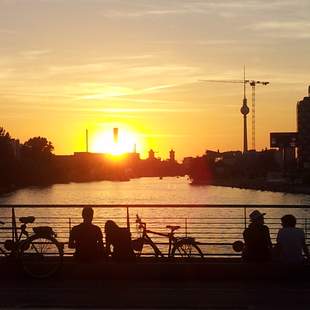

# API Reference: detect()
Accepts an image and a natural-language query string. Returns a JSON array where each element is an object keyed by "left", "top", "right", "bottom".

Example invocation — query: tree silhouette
[
  {"left": 0, "top": 127, "right": 11, "bottom": 139},
  {"left": 0, "top": 127, "right": 15, "bottom": 186},
  {"left": 0, "top": 127, "right": 13, "bottom": 160},
  {"left": 24, "top": 136, "right": 54, "bottom": 155}
]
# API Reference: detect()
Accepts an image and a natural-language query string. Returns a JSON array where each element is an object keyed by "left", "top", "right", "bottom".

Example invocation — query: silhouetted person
[
  {"left": 105, "top": 220, "right": 135, "bottom": 262},
  {"left": 243, "top": 210, "right": 272, "bottom": 262},
  {"left": 69, "top": 207, "right": 104, "bottom": 262},
  {"left": 277, "top": 214, "right": 309, "bottom": 264}
]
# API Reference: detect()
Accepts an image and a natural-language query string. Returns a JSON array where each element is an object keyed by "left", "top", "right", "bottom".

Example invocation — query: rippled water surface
[
  {"left": 1, "top": 177, "right": 310, "bottom": 253},
  {"left": 1, "top": 176, "right": 310, "bottom": 220},
  {"left": 1, "top": 176, "right": 310, "bottom": 205}
]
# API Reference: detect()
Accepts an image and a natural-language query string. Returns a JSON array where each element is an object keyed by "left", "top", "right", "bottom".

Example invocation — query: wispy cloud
[
  {"left": 101, "top": 0, "right": 308, "bottom": 19},
  {"left": 20, "top": 49, "right": 51, "bottom": 60},
  {"left": 248, "top": 20, "right": 310, "bottom": 39},
  {"left": 250, "top": 21, "right": 310, "bottom": 31},
  {"left": 138, "top": 133, "right": 189, "bottom": 138},
  {"left": 0, "top": 29, "right": 17, "bottom": 35}
]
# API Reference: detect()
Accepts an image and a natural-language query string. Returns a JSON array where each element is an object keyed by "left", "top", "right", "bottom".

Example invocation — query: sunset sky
[{"left": 1, "top": 0, "right": 310, "bottom": 160}]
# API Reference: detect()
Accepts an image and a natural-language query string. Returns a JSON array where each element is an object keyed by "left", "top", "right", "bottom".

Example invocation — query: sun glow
[{"left": 91, "top": 129, "right": 139, "bottom": 155}]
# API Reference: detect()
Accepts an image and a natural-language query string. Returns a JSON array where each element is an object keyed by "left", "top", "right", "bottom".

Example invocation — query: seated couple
[
  {"left": 68, "top": 207, "right": 135, "bottom": 262},
  {"left": 242, "top": 209, "right": 309, "bottom": 264}
]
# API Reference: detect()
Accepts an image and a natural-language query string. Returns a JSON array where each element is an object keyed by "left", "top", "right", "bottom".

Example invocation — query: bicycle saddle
[
  {"left": 166, "top": 225, "right": 180, "bottom": 232},
  {"left": 19, "top": 216, "right": 35, "bottom": 224}
]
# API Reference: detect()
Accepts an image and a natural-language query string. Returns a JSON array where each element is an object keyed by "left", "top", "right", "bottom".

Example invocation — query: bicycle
[
  {"left": 132, "top": 214, "right": 204, "bottom": 259},
  {"left": 0, "top": 208, "right": 63, "bottom": 278}
]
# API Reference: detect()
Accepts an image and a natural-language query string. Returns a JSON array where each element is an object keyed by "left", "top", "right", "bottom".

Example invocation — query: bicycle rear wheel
[
  {"left": 171, "top": 240, "right": 204, "bottom": 259},
  {"left": 21, "top": 234, "right": 63, "bottom": 278}
]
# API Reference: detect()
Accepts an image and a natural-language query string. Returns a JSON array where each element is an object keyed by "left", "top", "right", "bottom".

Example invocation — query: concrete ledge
[{"left": 1, "top": 257, "right": 310, "bottom": 282}]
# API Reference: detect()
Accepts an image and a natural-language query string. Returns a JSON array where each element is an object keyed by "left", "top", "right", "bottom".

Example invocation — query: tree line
[{"left": 0, "top": 127, "right": 56, "bottom": 191}]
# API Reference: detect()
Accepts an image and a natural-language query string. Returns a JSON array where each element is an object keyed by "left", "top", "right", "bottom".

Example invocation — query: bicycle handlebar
[{"left": 136, "top": 214, "right": 146, "bottom": 229}]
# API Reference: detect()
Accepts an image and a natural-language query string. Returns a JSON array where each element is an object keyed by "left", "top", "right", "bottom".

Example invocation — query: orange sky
[{"left": 1, "top": 0, "right": 310, "bottom": 160}]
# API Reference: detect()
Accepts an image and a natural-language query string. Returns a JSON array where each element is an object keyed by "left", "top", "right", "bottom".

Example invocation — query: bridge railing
[{"left": 0, "top": 205, "right": 309, "bottom": 257}]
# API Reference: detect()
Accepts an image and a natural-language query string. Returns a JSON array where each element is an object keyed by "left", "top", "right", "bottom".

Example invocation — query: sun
[{"left": 91, "top": 129, "right": 138, "bottom": 155}]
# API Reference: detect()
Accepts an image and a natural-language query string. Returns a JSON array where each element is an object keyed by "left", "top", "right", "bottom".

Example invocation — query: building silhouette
[
  {"left": 297, "top": 86, "right": 310, "bottom": 169},
  {"left": 148, "top": 149, "right": 156, "bottom": 160},
  {"left": 169, "top": 149, "right": 175, "bottom": 162}
]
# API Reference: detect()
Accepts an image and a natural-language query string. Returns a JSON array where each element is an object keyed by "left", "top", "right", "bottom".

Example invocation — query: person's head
[
  {"left": 281, "top": 214, "right": 296, "bottom": 228},
  {"left": 104, "top": 220, "right": 119, "bottom": 235},
  {"left": 82, "top": 207, "right": 94, "bottom": 223},
  {"left": 249, "top": 210, "right": 266, "bottom": 224}
]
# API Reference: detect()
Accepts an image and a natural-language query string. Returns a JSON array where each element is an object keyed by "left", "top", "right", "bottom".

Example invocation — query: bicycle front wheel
[
  {"left": 171, "top": 240, "right": 204, "bottom": 260},
  {"left": 21, "top": 234, "right": 63, "bottom": 278}
]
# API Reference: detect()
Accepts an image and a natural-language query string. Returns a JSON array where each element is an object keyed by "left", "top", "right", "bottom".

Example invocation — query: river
[
  {"left": 1, "top": 176, "right": 310, "bottom": 205},
  {"left": 1, "top": 177, "right": 310, "bottom": 254}
]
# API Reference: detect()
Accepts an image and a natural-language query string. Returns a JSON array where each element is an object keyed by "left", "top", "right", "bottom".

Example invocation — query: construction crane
[
  {"left": 199, "top": 78, "right": 269, "bottom": 150},
  {"left": 248, "top": 80, "right": 269, "bottom": 150}
]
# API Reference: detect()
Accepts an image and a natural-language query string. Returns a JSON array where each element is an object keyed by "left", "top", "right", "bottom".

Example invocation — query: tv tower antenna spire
[{"left": 240, "top": 66, "right": 250, "bottom": 153}]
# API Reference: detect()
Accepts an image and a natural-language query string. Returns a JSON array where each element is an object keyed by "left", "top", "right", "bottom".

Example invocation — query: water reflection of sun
[{"left": 91, "top": 129, "right": 139, "bottom": 155}]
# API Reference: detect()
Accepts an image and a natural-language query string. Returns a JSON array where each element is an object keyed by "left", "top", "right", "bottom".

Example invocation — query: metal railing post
[
  {"left": 185, "top": 218, "right": 187, "bottom": 237},
  {"left": 12, "top": 207, "right": 18, "bottom": 242},
  {"left": 69, "top": 217, "right": 71, "bottom": 235},
  {"left": 126, "top": 206, "right": 130, "bottom": 231},
  {"left": 244, "top": 207, "right": 247, "bottom": 229}
]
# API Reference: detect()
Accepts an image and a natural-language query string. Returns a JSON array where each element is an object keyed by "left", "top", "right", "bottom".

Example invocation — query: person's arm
[
  {"left": 265, "top": 226, "right": 273, "bottom": 248},
  {"left": 243, "top": 228, "right": 248, "bottom": 244},
  {"left": 97, "top": 228, "right": 104, "bottom": 249},
  {"left": 105, "top": 233, "right": 112, "bottom": 255},
  {"left": 274, "top": 229, "right": 282, "bottom": 258},
  {"left": 302, "top": 231, "right": 309, "bottom": 259},
  {"left": 68, "top": 228, "right": 76, "bottom": 249}
]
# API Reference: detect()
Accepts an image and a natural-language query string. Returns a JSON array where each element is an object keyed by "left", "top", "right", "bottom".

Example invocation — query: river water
[
  {"left": 1, "top": 176, "right": 310, "bottom": 205},
  {"left": 0, "top": 177, "right": 310, "bottom": 253}
]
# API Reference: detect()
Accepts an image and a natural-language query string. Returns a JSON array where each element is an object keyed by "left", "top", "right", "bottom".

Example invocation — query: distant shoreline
[
  {"left": 191, "top": 178, "right": 310, "bottom": 195},
  {"left": 0, "top": 185, "right": 18, "bottom": 196}
]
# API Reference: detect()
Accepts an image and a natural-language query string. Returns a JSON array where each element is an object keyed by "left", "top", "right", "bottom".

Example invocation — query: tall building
[
  {"left": 113, "top": 128, "right": 119, "bottom": 144},
  {"left": 297, "top": 86, "right": 310, "bottom": 169}
]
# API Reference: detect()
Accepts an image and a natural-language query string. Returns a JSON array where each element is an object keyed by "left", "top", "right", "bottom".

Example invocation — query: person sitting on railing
[
  {"left": 69, "top": 207, "right": 105, "bottom": 262},
  {"left": 242, "top": 210, "right": 272, "bottom": 262},
  {"left": 276, "top": 214, "right": 309, "bottom": 264},
  {"left": 104, "top": 220, "right": 135, "bottom": 262}
]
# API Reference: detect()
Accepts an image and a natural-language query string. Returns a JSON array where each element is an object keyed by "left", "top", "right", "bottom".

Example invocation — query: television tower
[{"left": 240, "top": 67, "right": 249, "bottom": 153}]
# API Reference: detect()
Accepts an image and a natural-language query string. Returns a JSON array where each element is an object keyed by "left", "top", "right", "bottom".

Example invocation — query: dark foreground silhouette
[
  {"left": 277, "top": 214, "right": 310, "bottom": 263},
  {"left": 105, "top": 220, "right": 135, "bottom": 262},
  {"left": 69, "top": 207, "right": 105, "bottom": 262},
  {"left": 242, "top": 210, "right": 272, "bottom": 262}
]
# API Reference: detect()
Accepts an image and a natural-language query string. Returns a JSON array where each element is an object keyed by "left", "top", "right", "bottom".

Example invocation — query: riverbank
[
  {"left": 0, "top": 184, "right": 18, "bottom": 196},
  {"left": 191, "top": 178, "right": 310, "bottom": 195}
]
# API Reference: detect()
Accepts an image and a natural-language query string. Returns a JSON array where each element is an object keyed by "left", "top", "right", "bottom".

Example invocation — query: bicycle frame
[{"left": 138, "top": 218, "right": 180, "bottom": 257}]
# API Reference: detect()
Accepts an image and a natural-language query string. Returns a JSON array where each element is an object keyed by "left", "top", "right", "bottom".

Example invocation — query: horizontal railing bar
[
  {"left": 1, "top": 241, "right": 310, "bottom": 246},
  {"left": 1, "top": 204, "right": 310, "bottom": 208}
]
